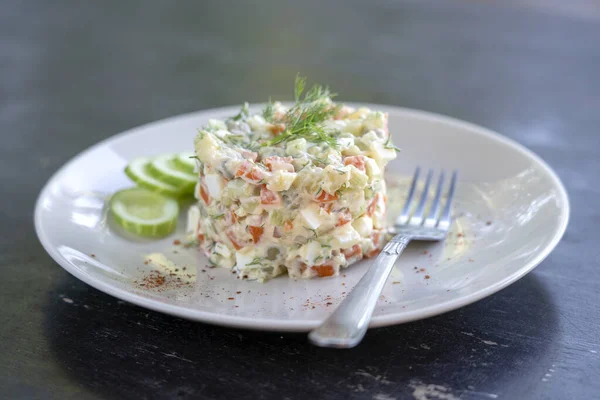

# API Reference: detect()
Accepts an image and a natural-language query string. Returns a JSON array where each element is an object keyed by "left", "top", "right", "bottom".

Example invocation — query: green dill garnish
[
  {"left": 305, "top": 227, "right": 318, "bottom": 238},
  {"left": 321, "top": 244, "right": 331, "bottom": 248},
  {"left": 263, "top": 75, "right": 341, "bottom": 148},
  {"left": 263, "top": 98, "right": 274, "bottom": 122},
  {"left": 213, "top": 214, "right": 224, "bottom": 219},
  {"left": 334, "top": 167, "right": 347, "bottom": 175},
  {"left": 223, "top": 134, "right": 247, "bottom": 148},
  {"left": 335, "top": 183, "right": 349, "bottom": 197},
  {"left": 247, "top": 257, "right": 264, "bottom": 267},
  {"left": 189, "top": 155, "right": 200, "bottom": 160},
  {"left": 314, "top": 255, "right": 323, "bottom": 264},
  {"left": 294, "top": 76, "right": 306, "bottom": 102},
  {"left": 231, "top": 102, "right": 250, "bottom": 122},
  {"left": 384, "top": 137, "right": 401, "bottom": 152}
]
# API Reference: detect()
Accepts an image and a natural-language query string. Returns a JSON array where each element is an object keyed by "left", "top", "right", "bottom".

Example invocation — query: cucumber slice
[
  {"left": 148, "top": 154, "right": 197, "bottom": 188},
  {"left": 110, "top": 188, "right": 179, "bottom": 237},
  {"left": 125, "top": 158, "right": 183, "bottom": 197},
  {"left": 173, "top": 152, "right": 197, "bottom": 174}
]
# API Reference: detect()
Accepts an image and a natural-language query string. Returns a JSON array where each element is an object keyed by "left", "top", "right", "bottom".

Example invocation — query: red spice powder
[{"left": 137, "top": 272, "right": 166, "bottom": 289}]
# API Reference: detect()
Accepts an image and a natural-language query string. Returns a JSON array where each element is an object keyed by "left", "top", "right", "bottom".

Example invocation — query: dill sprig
[
  {"left": 230, "top": 102, "right": 250, "bottom": 122},
  {"left": 262, "top": 98, "right": 274, "bottom": 122},
  {"left": 263, "top": 75, "right": 341, "bottom": 148},
  {"left": 384, "top": 137, "right": 401, "bottom": 152},
  {"left": 247, "top": 257, "right": 264, "bottom": 267}
]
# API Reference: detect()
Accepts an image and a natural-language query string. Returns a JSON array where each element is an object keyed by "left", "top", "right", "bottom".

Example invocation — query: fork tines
[{"left": 395, "top": 168, "right": 458, "bottom": 230}]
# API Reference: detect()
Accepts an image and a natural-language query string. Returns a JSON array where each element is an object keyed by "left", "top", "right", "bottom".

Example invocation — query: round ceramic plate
[{"left": 34, "top": 104, "right": 569, "bottom": 331}]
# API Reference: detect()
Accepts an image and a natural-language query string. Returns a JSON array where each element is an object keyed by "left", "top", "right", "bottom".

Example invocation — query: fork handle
[{"left": 308, "top": 234, "right": 411, "bottom": 348}]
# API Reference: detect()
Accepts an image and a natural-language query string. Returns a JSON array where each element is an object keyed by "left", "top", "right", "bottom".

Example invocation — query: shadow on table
[{"left": 44, "top": 271, "right": 559, "bottom": 399}]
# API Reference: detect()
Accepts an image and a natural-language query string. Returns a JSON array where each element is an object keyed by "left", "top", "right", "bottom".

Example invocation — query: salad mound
[{"left": 187, "top": 77, "right": 398, "bottom": 281}]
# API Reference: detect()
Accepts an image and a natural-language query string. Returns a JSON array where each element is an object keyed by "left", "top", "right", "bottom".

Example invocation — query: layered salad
[{"left": 187, "top": 78, "right": 398, "bottom": 281}]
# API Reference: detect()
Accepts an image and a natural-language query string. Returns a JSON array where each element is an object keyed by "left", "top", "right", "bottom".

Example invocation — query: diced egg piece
[
  {"left": 344, "top": 120, "right": 364, "bottom": 136},
  {"left": 204, "top": 173, "right": 225, "bottom": 200},
  {"left": 214, "top": 242, "right": 232, "bottom": 259},
  {"left": 235, "top": 250, "right": 256, "bottom": 270},
  {"left": 365, "top": 157, "right": 382, "bottom": 178},
  {"left": 247, "top": 114, "right": 267, "bottom": 131},
  {"left": 266, "top": 171, "right": 296, "bottom": 192},
  {"left": 286, "top": 138, "right": 307, "bottom": 156},
  {"left": 370, "top": 141, "right": 397, "bottom": 166},
  {"left": 303, "top": 241, "right": 322, "bottom": 264},
  {"left": 352, "top": 215, "right": 373, "bottom": 237},
  {"left": 298, "top": 203, "right": 322, "bottom": 230},
  {"left": 362, "top": 111, "right": 387, "bottom": 131},
  {"left": 321, "top": 165, "right": 350, "bottom": 194},
  {"left": 331, "top": 224, "right": 361, "bottom": 249},
  {"left": 372, "top": 194, "right": 387, "bottom": 229},
  {"left": 337, "top": 137, "right": 355, "bottom": 150},
  {"left": 194, "top": 132, "right": 221, "bottom": 165},
  {"left": 186, "top": 205, "right": 200, "bottom": 234}
]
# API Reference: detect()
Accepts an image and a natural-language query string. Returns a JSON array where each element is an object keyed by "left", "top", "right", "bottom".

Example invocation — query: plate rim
[{"left": 34, "top": 104, "right": 570, "bottom": 332}]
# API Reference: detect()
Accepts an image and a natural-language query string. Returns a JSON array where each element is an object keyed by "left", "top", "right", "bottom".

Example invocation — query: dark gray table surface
[{"left": 1, "top": 0, "right": 599, "bottom": 399}]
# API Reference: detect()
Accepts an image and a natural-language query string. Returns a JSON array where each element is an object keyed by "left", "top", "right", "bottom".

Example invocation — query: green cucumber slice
[
  {"left": 110, "top": 188, "right": 179, "bottom": 237},
  {"left": 172, "top": 152, "right": 197, "bottom": 174},
  {"left": 148, "top": 154, "right": 197, "bottom": 189},
  {"left": 125, "top": 158, "right": 183, "bottom": 197}
]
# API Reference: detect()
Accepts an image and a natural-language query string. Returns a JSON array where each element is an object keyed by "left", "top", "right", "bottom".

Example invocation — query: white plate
[{"left": 34, "top": 104, "right": 569, "bottom": 331}]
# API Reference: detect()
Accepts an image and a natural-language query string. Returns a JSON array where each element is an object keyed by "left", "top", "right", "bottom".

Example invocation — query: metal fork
[{"left": 309, "top": 168, "right": 458, "bottom": 348}]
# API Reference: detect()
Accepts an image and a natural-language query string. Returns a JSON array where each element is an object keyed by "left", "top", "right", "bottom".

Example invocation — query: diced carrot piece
[
  {"left": 365, "top": 249, "right": 380, "bottom": 258},
  {"left": 311, "top": 263, "right": 335, "bottom": 277},
  {"left": 245, "top": 168, "right": 264, "bottom": 182},
  {"left": 268, "top": 123, "right": 286, "bottom": 136},
  {"left": 197, "top": 233, "right": 205, "bottom": 242},
  {"left": 366, "top": 230, "right": 383, "bottom": 258},
  {"left": 248, "top": 225, "right": 264, "bottom": 243},
  {"left": 342, "top": 244, "right": 362, "bottom": 260},
  {"left": 315, "top": 190, "right": 338, "bottom": 203},
  {"left": 321, "top": 202, "right": 333, "bottom": 214},
  {"left": 260, "top": 186, "right": 281, "bottom": 205},
  {"left": 199, "top": 181, "right": 210, "bottom": 205},
  {"left": 235, "top": 161, "right": 252, "bottom": 177},
  {"left": 226, "top": 230, "right": 243, "bottom": 250},
  {"left": 372, "top": 230, "right": 382, "bottom": 247},
  {"left": 226, "top": 211, "right": 238, "bottom": 225},
  {"left": 284, "top": 220, "right": 294, "bottom": 232},
  {"left": 343, "top": 155, "right": 366, "bottom": 172},
  {"left": 236, "top": 161, "right": 265, "bottom": 182},
  {"left": 336, "top": 210, "right": 352, "bottom": 227},
  {"left": 366, "top": 193, "right": 380, "bottom": 217}
]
